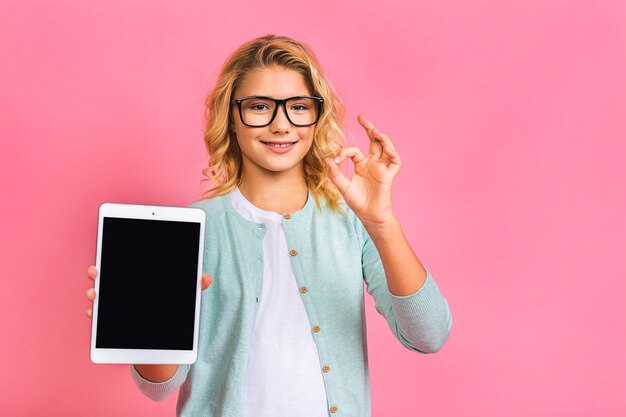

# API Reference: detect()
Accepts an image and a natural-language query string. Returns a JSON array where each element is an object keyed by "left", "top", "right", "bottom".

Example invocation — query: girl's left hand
[{"left": 326, "top": 114, "right": 402, "bottom": 227}]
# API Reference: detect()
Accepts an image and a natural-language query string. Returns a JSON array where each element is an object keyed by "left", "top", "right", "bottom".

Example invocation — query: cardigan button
[
  {"left": 330, "top": 405, "right": 338, "bottom": 413},
  {"left": 300, "top": 286, "right": 308, "bottom": 293},
  {"left": 284, "top": 213, "right": 292, "bottom": 219},
  {"left": 322, "top": 365, "right": 330, "bottom": 373},
  {"left": 313, "top": 325, "right": 321, "bottom": 333},
  {"left": 290, "top": 249, "right": 298, "bottom": 256}
]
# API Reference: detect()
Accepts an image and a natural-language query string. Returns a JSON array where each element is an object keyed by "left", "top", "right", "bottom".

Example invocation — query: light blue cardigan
[{"left": 131, "top": 189, "right": 452, "bottom": 416}]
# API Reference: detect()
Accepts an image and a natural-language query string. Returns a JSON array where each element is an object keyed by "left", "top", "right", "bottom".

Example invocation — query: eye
[
  {"left": 290, "top": 104, "right": 310, "bottom": 111},
  {"left": 248, "top": 103, "right": 271, "bottom": 111}
]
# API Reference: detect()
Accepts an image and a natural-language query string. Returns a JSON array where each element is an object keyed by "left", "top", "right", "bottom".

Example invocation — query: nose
[{"left": 269, "top": 102, "right": 292, "bottom": 133}]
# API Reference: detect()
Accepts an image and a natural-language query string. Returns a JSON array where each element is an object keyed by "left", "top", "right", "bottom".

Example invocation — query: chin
[{"left": 258, "top": 158, "right": 304, "bottom": 174}]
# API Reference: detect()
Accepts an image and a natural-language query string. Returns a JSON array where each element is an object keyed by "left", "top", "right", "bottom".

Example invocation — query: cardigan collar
[{"left": 221, "top": 187, "right": 316, "bottom": 232}]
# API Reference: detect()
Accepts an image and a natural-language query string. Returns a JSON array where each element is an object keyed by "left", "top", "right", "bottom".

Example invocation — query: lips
[
  {"left": 260, "top": 140, "right": 298, "bottom": 153},
  {"left": 260, "top": 141, "right": 298, "bottom": 148}
]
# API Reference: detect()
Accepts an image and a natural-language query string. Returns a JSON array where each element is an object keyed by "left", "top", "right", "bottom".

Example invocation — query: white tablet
[{"left": 90, "top": 203, "right": 206, "bottom": 364}]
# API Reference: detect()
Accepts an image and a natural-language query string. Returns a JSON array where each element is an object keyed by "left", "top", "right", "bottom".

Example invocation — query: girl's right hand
[{"left": 85, "top": 265, "right": 214, "bottom": 318}]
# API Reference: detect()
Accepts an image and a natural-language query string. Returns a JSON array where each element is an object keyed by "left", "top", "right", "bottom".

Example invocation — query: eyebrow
[{"left": 236, "top": 95, "right": 314, "bottom": 99}]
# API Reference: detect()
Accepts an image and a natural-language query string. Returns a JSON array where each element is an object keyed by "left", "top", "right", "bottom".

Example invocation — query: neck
[{"left": 238, "top": 166, "right": 309, "bottom": 215}]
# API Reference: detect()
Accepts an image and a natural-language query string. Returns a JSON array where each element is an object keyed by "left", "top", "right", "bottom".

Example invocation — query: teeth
[{"left": 265, "top": 142, "right": 294, "bottom": 148}]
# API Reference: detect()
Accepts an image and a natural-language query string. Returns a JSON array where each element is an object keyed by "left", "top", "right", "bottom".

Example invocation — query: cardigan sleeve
[
  {"left": 354, "top": 213, "right": 452, "bottom": 353},
  {"left": 130, "top": 364, "right": 190, "bottom": 401}
]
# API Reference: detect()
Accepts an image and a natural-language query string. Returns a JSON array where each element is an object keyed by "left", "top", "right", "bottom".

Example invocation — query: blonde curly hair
[{"left": 200, "top": 34, "right": 347, "bottom": 212}]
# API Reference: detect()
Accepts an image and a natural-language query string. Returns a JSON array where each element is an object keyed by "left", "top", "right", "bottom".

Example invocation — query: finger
[
  {"left": 86, "top": 288, "right": 96, "bottom": 301},
  {"left": 357, "top": 114, "right": 376, "bottom": 133},
  {"left": 358, "top": 115, "right": 383, "bottom": 159},
  {"left": 367, "top": 134, "right": 384, "bottom": 160},
  {"left": 87, "top": 266, "right": 97, "bottom": 281},
  {"left": 371, "top": 128, "right": 402, "bottom": 168},
  {"left": 87, "top": 309, "right": 92, "bottom": 318},
  {"left": 334, "top": 146, "right": 367, "bottom": 166},
  {"left": 201, "top": 273, "right": 214, "bottom": 291},
  {"left": 325, "top": 157, "right": 351, "bottom": 194}
]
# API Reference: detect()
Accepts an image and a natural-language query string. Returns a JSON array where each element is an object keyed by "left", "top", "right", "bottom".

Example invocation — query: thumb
[
  {"left": 325, "top": 158, "right": 350, "bottom": 195},
  {"left": 201, "top": 273, "right": 214, "bottom": 290}
]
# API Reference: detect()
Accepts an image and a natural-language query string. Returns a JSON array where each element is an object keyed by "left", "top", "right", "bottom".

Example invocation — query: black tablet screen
[{"left": 96, "top": 217, "right": 201, "bottom": 350}]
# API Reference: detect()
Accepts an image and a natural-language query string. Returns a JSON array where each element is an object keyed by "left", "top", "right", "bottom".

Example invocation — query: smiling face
[{"left": 230, "top": 66, "right": 316, "bottom": 179}]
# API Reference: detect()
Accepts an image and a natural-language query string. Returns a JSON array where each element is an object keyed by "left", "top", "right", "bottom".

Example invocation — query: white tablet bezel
[{"left": 90, "top": 202, "right": 206, "bottom": 364}]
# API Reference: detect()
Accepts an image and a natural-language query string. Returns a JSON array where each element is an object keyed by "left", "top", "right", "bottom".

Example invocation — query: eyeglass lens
[{"left": 240, "top": 97, "right": 319, "bottom": 126}]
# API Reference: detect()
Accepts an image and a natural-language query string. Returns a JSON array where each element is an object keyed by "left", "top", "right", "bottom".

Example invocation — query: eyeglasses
[{"left": 231, "top": 95, "right": 324, "bottom": 127}]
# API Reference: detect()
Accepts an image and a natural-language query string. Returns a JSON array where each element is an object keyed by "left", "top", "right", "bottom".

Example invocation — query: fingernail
[{"left": 334, "top": 157, "right": 340, "bottom": 163}]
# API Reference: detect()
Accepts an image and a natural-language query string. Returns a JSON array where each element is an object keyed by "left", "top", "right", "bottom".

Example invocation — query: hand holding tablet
[
  {"left": 85, "top": 266, "right": 213, "bottom": 381},
  {"left": 87, "top": 203, "right": 208, "bottom": 365},
  {"left": 86, "top": 268, "right": 213, "bottom": 319}
]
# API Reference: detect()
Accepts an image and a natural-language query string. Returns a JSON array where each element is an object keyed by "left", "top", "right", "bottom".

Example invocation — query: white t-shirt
[{"left": 230, "top": 188, "right": 329, "bottom": 417}]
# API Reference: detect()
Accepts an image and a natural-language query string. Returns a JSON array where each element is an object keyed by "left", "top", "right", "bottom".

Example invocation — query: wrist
[{"left": 362, "top": 215, "right": 401, "bottom": 240}]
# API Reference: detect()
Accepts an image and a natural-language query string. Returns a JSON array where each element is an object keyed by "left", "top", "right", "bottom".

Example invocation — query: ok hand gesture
[{"left": 326, "top": 115, "right": 402, "bottom": 227}]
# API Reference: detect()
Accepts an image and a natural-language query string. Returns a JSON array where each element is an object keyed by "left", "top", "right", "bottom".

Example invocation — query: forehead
[{"left": 235, "top": 67, "right": 312, "bottom": 98}]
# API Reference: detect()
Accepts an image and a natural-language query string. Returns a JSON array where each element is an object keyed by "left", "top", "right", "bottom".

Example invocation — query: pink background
[{"left": 1, "top": 0, "right": 625, "bottom": 415}]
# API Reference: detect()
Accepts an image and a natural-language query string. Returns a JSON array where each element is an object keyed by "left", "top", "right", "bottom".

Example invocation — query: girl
[{"left": 86, "top": 34, "right": 452, "bottom": 417}]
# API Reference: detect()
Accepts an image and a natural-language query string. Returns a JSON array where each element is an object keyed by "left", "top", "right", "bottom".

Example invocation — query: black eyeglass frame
[{"left": 230, "top": 95, "right": 324, "bottom": 127}]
